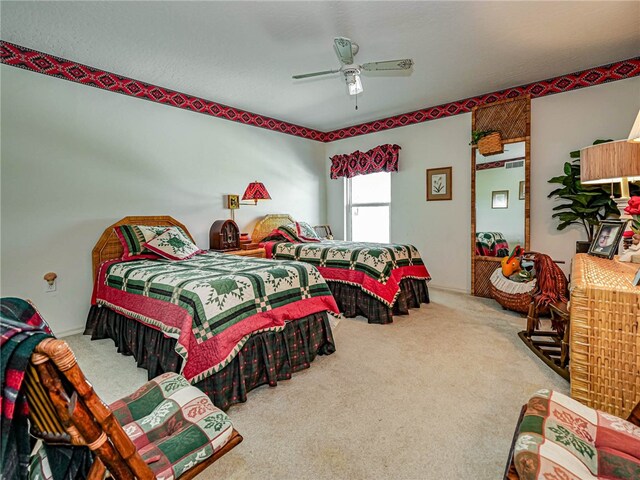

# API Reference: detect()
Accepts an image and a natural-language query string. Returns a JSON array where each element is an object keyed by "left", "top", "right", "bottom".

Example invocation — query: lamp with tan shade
[
  {"left": 628, "top": 109, "right": 640, "bottom": 143},
  {"left": 581, "top": 140, "right": 640, "bottom": 215},
  {"left": 581, "top": 139, "right": 640, "bottom": 262}
]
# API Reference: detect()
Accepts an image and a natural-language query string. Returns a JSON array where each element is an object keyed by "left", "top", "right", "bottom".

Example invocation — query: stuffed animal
[
  {"left": 501, "top": 245, "right": 523, "bottom": 277},
  {"left": 517, "top": 257, "right": 536, "bottom": 282}
]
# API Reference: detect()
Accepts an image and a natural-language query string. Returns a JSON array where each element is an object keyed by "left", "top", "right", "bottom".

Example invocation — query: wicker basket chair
[
  {"left": 489, "top": 268, "right": 538, "bottom": 314},
  {"left": 25, "top": 338, "right": 243, "bottom": 479},
  {"left": 490, "top": 252, "right": 566, "bottom": 315}
]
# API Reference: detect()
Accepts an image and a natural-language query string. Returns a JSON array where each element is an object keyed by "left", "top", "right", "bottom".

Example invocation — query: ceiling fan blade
[
  {"left": 334, "top": 37, "right": 354, "bottom": 64},
  {"left": 292, "top": 69, "right": 340, "bottom": 79},
  {"left": 361, "top": 59, "right": 414, "bottom": 71}
]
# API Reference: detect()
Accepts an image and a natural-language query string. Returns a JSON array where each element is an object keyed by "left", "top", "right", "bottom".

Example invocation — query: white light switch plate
[{"left": 45, "top": 280, "right": 57, "bottom": 293}]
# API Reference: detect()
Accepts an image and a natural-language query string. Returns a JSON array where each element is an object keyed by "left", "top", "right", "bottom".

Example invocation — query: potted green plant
[
  {"left": 470, "top": 130, "right": 503, "bottom": 156},
  {"left": 548, "top": 140, "right": 619, "bottom": 253}
]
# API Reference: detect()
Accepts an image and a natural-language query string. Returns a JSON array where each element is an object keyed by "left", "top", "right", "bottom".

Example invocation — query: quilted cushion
[
  {"left": 115, "top": 225, "right": 189, "bottom": 257},
  {"left": 278, "top": 222, "right": 320, "bottom": 242},
  {"left": 110, "top": 372, "right": 233, "bottom": 480},
  {"left": 143, "top": 228, "right": 201, "bottom": 260},
  {"left": 296, "top": 222, "right": 321, "bottom": 241},
  {"left": 514, "top": 389, "right": 640, "bottom": 480}
]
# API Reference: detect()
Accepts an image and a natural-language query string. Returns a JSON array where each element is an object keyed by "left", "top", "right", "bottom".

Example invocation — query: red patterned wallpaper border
[
  {"left": 0, "top": 41, "right": 325, "bottom": 141},
  {"left": 324, "top": 57, "right": 640, "bottom": 142},
  {"left": 1, "top": 41, "right": 638, "bottom": 143},
  {"left": 475, "top": 157, "right": 525, "bottom": 171}
]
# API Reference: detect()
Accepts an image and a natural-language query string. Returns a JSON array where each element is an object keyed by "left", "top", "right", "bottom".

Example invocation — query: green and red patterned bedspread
[
  {"left": 92, "top": 252, "right": 339, "bottom": 383},
  {"left": 475, "top": 231, "right": 509, "bottom": 257},
  {"left": 261, "top": 240, "right": 431, "bottom": 307}
]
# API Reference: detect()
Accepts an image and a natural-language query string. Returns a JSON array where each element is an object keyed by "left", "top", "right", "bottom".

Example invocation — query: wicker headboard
[
  {"left": 91, "top": 216, "right": 194, "bottom": 282},
  {"left": 251, "top": 214, "right": 296, "bottom": 243}
]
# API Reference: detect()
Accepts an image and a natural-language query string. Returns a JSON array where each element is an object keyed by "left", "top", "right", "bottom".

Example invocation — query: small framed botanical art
[
  {"left": 519, "top": 181, "right": 525, "bottom": 200},
  {"left": 492, "top": 190, "right": 509, "bottom": 209},
  {"left": 588, "top": 219, "right": 627, "bottom": 260},
  {"left": 227, "top": 194, "right": 240, "bottom": 210},
  {"left": 426, "top": 167, "right": 452, "bottom": 201}
]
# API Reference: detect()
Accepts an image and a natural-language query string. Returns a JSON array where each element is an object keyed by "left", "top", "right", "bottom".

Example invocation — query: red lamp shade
[{"left": 242, "top": 181, "right": 271, "bottom": 203}]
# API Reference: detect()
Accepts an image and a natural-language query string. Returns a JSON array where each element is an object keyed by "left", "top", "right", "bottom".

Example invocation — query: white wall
[
  {"left": 326, "top": 113, "right": 473, "bottom": 292},
  {"left": 326, "top": 77, "right": 640, "bottom": 292},
  {"left": 2, "top": 63, "right": 638, "bottom": 332},
  {"left": 0, "top": 65, "right": 326, "bottom": 335},
  {"left": 476, "top": 164, "right": 525, "bottom": 248},
  {"left": 530, "top": 78, "right": 639, "bottom": 273}
]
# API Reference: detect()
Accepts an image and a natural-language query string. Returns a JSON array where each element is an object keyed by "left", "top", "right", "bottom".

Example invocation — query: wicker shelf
[{"left": 569, "top": 254, "right": 640, "bottom": 417}]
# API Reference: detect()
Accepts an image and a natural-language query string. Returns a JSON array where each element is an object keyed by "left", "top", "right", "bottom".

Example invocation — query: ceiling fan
[{"left": 292, "top": 37, "right": 414, "bottom": 96}]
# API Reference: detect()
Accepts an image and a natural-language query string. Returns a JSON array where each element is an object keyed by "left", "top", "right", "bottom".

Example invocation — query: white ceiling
[{"left": 2, "top": 1, "right": 639, "bottom": 131}]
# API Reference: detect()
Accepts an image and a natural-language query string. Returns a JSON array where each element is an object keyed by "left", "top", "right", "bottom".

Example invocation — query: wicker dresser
[{"left": 569, "top": 254, "right": 640, "bottom": 417}]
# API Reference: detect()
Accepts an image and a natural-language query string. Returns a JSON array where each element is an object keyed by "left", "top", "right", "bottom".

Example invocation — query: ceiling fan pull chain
[{"left": 355, "top": 95, "right": 358, "bottom": 111}]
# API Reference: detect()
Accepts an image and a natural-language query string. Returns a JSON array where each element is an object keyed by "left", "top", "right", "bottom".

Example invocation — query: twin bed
[
  {"left": 85, "top": 215, "right": 431, "bottom": 410},
  {"left": 252, "top": 214, "right": 431, "bottom": 324},
  {"left": 85, "top": 216, "right": 338, "bottom": 411}
]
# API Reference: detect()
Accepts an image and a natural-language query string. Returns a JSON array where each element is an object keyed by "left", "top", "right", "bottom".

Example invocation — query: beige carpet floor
[{"left": 65, "top": 288, "right": 568, "bottom": 479}]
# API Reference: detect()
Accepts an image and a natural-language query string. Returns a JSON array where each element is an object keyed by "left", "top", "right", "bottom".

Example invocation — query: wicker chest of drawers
[{"left": 569, "top": 254, "right": 640, "bottom": 417}]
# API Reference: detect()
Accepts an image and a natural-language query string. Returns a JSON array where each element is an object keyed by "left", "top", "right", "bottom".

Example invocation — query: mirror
[
  {"left": 474, "top": 141, "right": 526, "bottom": 256},
  {"left": 471, "top": 96, "right": 530, "bottom": 297}
]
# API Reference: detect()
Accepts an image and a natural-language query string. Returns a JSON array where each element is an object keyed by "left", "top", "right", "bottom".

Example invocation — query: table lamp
[
  {"left": 628, "top": 109, "right": 640, "bottom": 143},
  {"left": 581, "top": 139, "right": 640, "bottom": 262},
  {"left": 580, "top": 139, "right": 640, "bottom": 216}
]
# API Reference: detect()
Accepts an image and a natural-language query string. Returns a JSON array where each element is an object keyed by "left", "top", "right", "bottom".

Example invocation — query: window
[{"left": 347, "top": 172, "right": 390, "bottom": 243}]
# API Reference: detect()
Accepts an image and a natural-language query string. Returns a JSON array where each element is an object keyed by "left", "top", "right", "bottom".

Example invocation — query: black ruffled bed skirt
[
  {"left": 327, "top": 278, "right": 430, "bottom": 324},
  {"left": 85, "top": 306, "right": 335, "bottom": 411}
]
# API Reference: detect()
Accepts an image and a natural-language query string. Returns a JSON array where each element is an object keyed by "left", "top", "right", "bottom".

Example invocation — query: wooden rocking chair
[
  {"left": 25, "top": 338, "right": 243, "bottom": 479},
  {"left": 516, "top": 252, "right": 570, "bottom": 381},
  {"left": 517, "top": 300, "right": 570, "bottom": 381}
]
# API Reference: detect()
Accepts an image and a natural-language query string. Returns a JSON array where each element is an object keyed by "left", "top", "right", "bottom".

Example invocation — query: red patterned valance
[{"left": 330, "top": 144, "right": 401, "bottom": 179}]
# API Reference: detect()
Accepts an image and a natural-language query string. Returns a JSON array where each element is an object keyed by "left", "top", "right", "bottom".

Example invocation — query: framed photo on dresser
[{"left": 588, "top": 219, "right": 627, "bottom": 260}]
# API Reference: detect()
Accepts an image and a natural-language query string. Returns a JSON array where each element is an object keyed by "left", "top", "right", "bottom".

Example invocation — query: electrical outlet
[{"left": 45, "top": 280, "right": 57, "bottom": 293}]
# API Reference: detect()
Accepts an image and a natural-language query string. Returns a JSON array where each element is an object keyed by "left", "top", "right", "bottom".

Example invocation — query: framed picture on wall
[
  {"left": 227, "top": 194, "right": 240, "bottom": 210},
  {"left": 426, "top": 167, "right": 452, "bottom": 201},
  {"left": 492, "top": 190, "right": 509, "bottom": 209},
  {"left": 519, "top": 181, "right": 525, "bottom": 200}
]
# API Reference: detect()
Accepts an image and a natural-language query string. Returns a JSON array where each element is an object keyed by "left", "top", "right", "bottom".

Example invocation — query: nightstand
[{"left": 220, "top": 248, "right": 266, "bottom": 259}]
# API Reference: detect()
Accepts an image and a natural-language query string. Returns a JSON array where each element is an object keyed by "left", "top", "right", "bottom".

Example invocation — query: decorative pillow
[
  {"left": 142, "top": 228, "right": 201, "bottom": 260},
  {"left": 115, "top": 225, "right": 188, "bottom": 257},
  {"left": 296, "top": 222, "right": 321, "bottom": 241},
  {"left": 262, "top": 224, "right": 303, "bottom": 243}
]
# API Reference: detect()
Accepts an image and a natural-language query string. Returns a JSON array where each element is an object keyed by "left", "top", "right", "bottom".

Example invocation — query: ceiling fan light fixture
[{"left": 346, "top": 74, "right": 363, "bottom": 96}]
